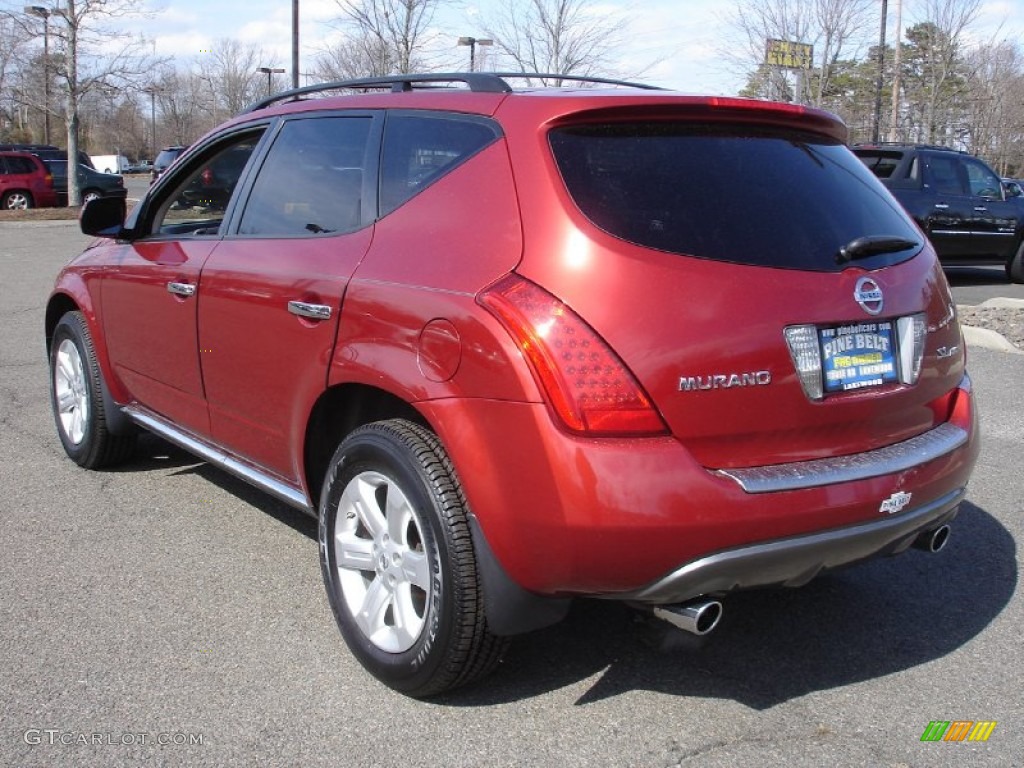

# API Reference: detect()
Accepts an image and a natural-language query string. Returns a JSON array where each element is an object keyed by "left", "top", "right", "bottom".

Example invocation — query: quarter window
[{"left": 380, "top": 115, "right": 499, "bottom": 216}]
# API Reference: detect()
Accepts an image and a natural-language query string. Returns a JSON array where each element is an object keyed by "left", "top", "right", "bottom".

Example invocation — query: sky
[{"left": 122, "top": 0, "right": 1024, "bottom": 95}]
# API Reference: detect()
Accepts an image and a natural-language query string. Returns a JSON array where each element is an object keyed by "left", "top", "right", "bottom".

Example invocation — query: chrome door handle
[
  {"left": 287, "top": 301, "right": 332, "bottom": 320},
  {"left": 933, "top": 203, "right": 949, "bottom": 209},
  {"left": 974, "top": 206, "right": 988, "bottom": 212},
  {"left": 167, "top": 281, "right": 196, "bottom": 297}
]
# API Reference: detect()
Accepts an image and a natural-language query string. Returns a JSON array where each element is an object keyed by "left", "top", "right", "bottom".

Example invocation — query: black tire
[
  {"left": 2, "top": 190, "right": 33, "bottom": 209},
  {"left": 319, "top": 419, "right": 507, "bottom": 697},
  {"left": 49, "top": 312, "right": 136, "bottom": 468},
  {"left": 1008, "top": 242, "right": 1024, "bottom": 284}
]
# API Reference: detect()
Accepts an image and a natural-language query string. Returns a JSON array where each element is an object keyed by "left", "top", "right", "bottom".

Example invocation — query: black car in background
[
  {"left": 853, "top": 143, "right": 1024, "bottom": 282},
  {"left": 43, "top": 160, "right": 125, "bottom": 205},
  {"left": 151, "top": 146, "right": 187, "bottom": 183}
]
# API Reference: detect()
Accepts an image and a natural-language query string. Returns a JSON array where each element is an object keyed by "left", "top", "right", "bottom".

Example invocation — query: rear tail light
[
  {"left": 896, "top": 314, "right": 927, "bottom": 385},
  {"left": 784, "top": 325, "right": 824, "bottom": 400},
  {"left": 478, "top": 274, "right": 668, "bottom": 436}
]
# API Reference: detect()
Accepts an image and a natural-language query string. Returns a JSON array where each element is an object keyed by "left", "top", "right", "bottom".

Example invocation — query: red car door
[
  {"left": 101, "top": 239, "right": 217, "bottom": 434},
  {"left": 99, "top": 131, "right": 269, "bottom": 435},
  {"left": 196, "top": 115, "right": 377, "bottom": 483}
]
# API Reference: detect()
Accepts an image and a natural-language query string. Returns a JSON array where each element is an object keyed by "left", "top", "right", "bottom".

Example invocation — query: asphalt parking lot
[{"left": 1, "top": 221, "right": 1021, "bottom": 768}]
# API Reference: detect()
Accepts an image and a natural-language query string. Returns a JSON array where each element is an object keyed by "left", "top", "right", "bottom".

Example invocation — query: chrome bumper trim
[
  {"left": 612, "top": 487, "right": 964, "bottom": 605},
  {"left": 717, "top": 423, "right": 968, "bottom": 494},
  {"left": 123, "top": 405, "right": 313, "bottom": 514}
]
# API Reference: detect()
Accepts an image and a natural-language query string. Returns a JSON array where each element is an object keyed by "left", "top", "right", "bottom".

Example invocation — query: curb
[
  {"left": 961, "top": 325, "right": 1023, "bottom": 354},
  {"left": 975, "top": 297, "right": 1024, "bottom": 310},
  {"left": 959, "top": 298, "right": 1024, "bottom": 354}
]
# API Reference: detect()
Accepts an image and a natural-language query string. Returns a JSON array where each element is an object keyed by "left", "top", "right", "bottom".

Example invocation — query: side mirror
[{"left": 80, "top": 195, "right": 127, "bottom": 238}]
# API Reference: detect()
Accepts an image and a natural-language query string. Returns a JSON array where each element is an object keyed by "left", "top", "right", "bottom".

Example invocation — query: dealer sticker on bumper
[{"left": 820, "top": 320, "right": 898, "bottom": 393}]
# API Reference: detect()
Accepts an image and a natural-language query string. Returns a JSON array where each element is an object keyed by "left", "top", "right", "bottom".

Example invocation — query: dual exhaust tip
[{"left": 650, "top": 525, "right": 951, "bottom": 636}]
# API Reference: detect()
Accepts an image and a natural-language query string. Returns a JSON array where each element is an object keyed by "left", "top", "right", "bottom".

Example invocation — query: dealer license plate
[{"left": 819, "top": 320, "right": 898, "bottom": 393}]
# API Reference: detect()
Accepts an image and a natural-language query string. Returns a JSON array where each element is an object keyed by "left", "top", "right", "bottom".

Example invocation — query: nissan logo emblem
[{"left": 854, "top": 277, "right": 884, "bottom": 315}]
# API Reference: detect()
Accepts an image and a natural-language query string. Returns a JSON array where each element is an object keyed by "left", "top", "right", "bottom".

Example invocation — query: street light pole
[
  {"left": 257, "top": 67, "right": 286, "bottom": 97},
  {"left": 872, "top": 0, "right": 888, "bottom": 144},
  {"left": 25, "top": 5, "right": 51, "bottom": 145},
  {"left": 292, "top": 0, "right": 299, "bottom": 89},
  {"left": 457, "top": 36, "right": 493, "bottom": 73},
  {"left": 143, "top": 86, "right": 160, "bottom": 160},
  {"left": 888, "top": 0, "right": 903, "bottom": 142}
]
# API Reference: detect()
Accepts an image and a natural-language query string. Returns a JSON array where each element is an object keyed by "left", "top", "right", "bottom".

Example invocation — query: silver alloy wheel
[
  {"left": 54, "top": 338, "right": 89, "bottom": 445},
  {"left": 4, "top": 191, "right": 30, "bottom": 209},
  {"left": 83, "top": 191, "right": 101, "bottom": 204},
  {"left": 333, "top": 470, "right": 432, "bottom": 653}
]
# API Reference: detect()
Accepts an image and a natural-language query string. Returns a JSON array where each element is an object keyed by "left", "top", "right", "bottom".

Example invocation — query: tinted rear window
[
  {"left": 854, "top": 150, "right": 904, "bottom": 179},
  {"left": 550, "top": 123, "right": 921, "bottom": 271}
]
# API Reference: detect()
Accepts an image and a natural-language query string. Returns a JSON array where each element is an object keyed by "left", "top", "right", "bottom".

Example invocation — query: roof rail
[{"left": 243, "top": 71, "right": 661, "bottom": 113}]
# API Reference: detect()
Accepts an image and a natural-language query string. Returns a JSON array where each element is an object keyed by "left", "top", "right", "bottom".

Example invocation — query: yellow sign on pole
[{"left": 766, "top": 39, "right": 813, "bottom": 69}]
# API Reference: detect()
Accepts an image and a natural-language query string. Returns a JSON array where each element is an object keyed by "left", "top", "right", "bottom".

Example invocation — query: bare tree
[
  {"left": 961, "top": 42, "right": 1024, "bottom": 174},
  {"left": 726, "top": 0, "right": 873, "bottom": 106},
  {"left": 482, "top": 0, "right": 625, "bottom": 84},
  {"left": 3, "top": 0, "right": 160, "bottom": 205},
  {"left": 0, "top": 14, "right": 30, "bottom": 140},
  {"left": 152, "top": 67, "right": 216, "bottom": 148},
  {"left": 330, "top": 0, "right": 444, "bottom": 75},
  {"left": 311, "top": 32, "right": 396, "bottom": 81},
  {"left": 195, "top": 39, "right": 272, "bottom": 120}
]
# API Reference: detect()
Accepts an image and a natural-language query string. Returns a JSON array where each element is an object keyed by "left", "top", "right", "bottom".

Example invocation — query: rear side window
[
  {"left": 925, "top": 155, "right": 967, "bottom": 195},
  {"left": 239, "top": 117, "right": 371, "bottom": 236},
  {"left": 550, "top": 123, "right": 921, "bottom": 271},
  {"left": 380, "top": 114, "right": 499, "bottom": 216}
]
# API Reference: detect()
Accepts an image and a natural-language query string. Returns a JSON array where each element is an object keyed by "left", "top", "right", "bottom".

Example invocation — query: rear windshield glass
[
  {"left": 854, "top": 150, "right": 903, "bottom": 179},
  {"left": 550, "top": 123, "right": 920, "bottom": 271}
]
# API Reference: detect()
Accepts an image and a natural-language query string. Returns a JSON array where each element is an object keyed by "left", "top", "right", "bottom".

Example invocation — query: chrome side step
[{"left": 123, "top": 405, "right": 313, "bottom": 515}]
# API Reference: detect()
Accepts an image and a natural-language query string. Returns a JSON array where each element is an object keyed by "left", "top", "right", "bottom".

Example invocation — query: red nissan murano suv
[{"left": 46, "top": 73, "right": 980, "bottom": 697}]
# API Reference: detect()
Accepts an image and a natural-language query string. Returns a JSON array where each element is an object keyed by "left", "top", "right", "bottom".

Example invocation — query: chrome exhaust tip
[
  {"left": 653, "top": 599, "right": 723, "bottom": 635},
  {"left": 914, "top": 524, "right": 951, "bottom": 553}
]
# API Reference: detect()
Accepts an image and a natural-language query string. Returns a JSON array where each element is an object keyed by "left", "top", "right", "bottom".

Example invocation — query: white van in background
[{"left": 90, "top": 154, "right": 130, "bottom": 174}]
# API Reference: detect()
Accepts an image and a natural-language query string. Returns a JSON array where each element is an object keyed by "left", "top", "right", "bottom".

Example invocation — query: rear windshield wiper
[{"left": 836, "top": 235, "right": 920, "bottom": 265}]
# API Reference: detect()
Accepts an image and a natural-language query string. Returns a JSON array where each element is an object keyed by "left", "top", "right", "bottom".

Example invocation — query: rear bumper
[
  {"left": 613, "top": 487, "right": 964, "bottom": 604},
  {"left": 420, "top": 376, "right": 979, "bottom": 597}
]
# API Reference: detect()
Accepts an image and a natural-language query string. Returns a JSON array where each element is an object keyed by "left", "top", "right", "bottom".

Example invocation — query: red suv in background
[
  {"left": 0, "top": 151, "right": 57, "bottom": 209},
  {"left": 46, "top": 73, "right": 979, "bottom": 697}
]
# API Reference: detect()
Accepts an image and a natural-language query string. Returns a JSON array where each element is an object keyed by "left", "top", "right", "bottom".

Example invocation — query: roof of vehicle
[
  {"left": 0, "top": 150, "right": 47, "bottom": 163},
  {"left": 230, "top": 72, "right": 849, "bottom": 143}
]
